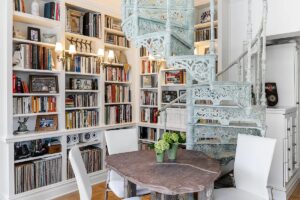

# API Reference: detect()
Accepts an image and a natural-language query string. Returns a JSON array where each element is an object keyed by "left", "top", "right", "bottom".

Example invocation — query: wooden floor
[{"left": 55, "top": 182, "right": 300, "bottom": 200}]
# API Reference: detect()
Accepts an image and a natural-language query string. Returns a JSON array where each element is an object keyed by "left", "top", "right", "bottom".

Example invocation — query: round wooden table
[{"left": 106, "top": 149, "right": 221, "bottom": 200}]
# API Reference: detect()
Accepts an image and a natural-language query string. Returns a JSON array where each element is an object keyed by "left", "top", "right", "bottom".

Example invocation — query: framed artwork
[
  {"left": 142, "top": 76, "right": 152, "bottom": 88},
  {"left": 29, "top": 75, "right": 59, "bottom": 93},
  {"left": 35, "top": 115, "right": 58, "bottom": 132},
  {"left": 70, "top": 10, "right": 82, "bottom": 34},
  {"left": 165, "top": 71, "right": 183, "bottom": 84},
  {"left": 162, "top": 91, "right": 178, "bottom": 103},
  {"left": 70, "top": 78, "right": 94, "bottom": 90},
  {"left": 27, "top": 27, "right": 41, "bottom": 42},
  {"left": 179, "top": 90, "right": 187, "bottom": 104}
]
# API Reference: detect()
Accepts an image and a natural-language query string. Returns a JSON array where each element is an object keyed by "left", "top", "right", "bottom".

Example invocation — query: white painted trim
[{"left": 7, "top": 171, "right": 106, "bottom": 200}]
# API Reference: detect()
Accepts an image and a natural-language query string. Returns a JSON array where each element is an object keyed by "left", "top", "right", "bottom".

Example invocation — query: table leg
[
  {"left": 198, "top": 184, "right": 214, "bottom": 200},
  {"left": 124, "top": 179, "right": 136, "bottom": 198}
]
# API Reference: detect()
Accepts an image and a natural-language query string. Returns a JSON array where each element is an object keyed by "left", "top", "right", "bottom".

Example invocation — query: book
[
  {"left": 105, "top": 84, "right": 131, "bottom": 103},
  {"left": 105, "top": 105, "right": 132, "bottom": 125},
  {"left": 105, "top": 15, "right": 122, "bottom": 31},
  {"left": 141, "top": 108, "right": 158, "bottom": 124},
  {"left": 141, "top": 91, "right": 158, "bottom": 106},
  {"left": 104, "top": 65, "right": 129, "bottom": 82},
  {"left": 65, "top": 94, "right": 98, "bottom": 108},
  {"left": 142, "top": 76, "right": 157, "bottom": 88},
  {"left": 140, "top": 127, "right": 157, "bottom": 141},
  {"left": 65, "top": 55, "right": 100, "bottom": 74},
  {"left": 65, "top": 110, "right": 99, "bottom": 129},
  {"left": 195, "top": 26, "right": 218, "bottom": 42},
  {"left": 44, "top": 2, "right": 60, "bottom": 21},
  {"left": 13, "top": 96, "right": 57, "bottom": 114},
  {"left": 165, "top": 70, "right": 185, "bottom": 85},
  {"left": 105, "top": 32, "right": 130, "bottom": 48},
  {"left": 141, "top": 60, "right": 160, "bottom": 74}
]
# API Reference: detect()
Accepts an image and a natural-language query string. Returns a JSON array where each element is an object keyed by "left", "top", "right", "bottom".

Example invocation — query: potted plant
[
  {"left": 162, "top": 132, "right": 186, "bottom": 161},
  {"left": 154, "top": 140, "right": 169, "bottom": 163}
]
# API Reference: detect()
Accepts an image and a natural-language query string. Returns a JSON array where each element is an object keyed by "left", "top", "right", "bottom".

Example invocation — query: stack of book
[
  {"left": 141, "top": 60, "right": 160, "bottom": 74},
  {"left": 105, "top": 15, "right": 121, "bottom": 31},
  {"left": 105, "top": 66, "right": 129, "bottom": 82},
  {"left": 140, "top": 127, "right": 157, "bottom": 141},
  {"left": 65, "top": 56, "right": 100, "bottom": 74},
  {"left": 65, "top": 110, "right": 99, "bottom": 129},
  {"left": 15, "top": 156, "right": 62, "bottom": 194},
  {"left": 195, "top": 26, "right": 218, "bottom": 42},
  {"left": 44, "top": 2, "right": 60, "bottom": 21},
  {"left": 141, "top": 108, "right": 158, "bottom": 124},
  {"left": 65, "top": 94, "right": 98, "bottom": 108},
  {"left": 105, "top": 105, "right": 132, "bottom": 125},
  {"left": 105, "top": 33, "right": 130, "bottom": 48},
  {"left": 13, "top": 96, "right": 56, "bottom": 114},
  {"left": 141, "top": 91, "right": 157, "bottom": 106},
  {"left": 67, "top": 146, "right": 102, "bottom": 179},
  {"left": 66, "top": 9, "right": 102, "bottom": 38},
  {"left": 13, "top": 74, "right": 29, "bottom": 93},
  {"left": 13, "top": 44, "right": 54, "bottom": 71},
  {"left": 105, "top": 84, "right": 130, "bottom": 103}
]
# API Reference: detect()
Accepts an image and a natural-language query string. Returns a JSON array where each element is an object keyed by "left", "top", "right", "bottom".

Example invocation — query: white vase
[{"left": 31, "top": 0, "right": 39, "bottom": 16}]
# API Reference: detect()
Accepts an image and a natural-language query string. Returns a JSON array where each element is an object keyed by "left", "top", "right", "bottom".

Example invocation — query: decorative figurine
[{"left": 15, "top": 117, "right": 29, "bottom": 134}]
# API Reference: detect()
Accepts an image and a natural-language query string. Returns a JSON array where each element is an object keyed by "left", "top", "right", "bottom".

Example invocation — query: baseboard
[
  {"left": 7, "top": 171, "right": 106, "bottom": 200},
  {"left": 287, "top": 176, "right": 300, "bottom": 199}
]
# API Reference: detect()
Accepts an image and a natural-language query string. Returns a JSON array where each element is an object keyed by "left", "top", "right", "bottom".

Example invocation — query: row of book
[
  {"left": 65, "top": 110, "right": 99, "bottom": 129},
  {"left": 105, "top": 105, "right": 132, "bottom": 125},
  {"left": 142, "top": 75, "right": 158, "bottom": 88},
  {"left": 66, "top": 9, "right": 102, "bottom": 38},
  {"left": 105, "top": 84, "right": 131, "bottom": 103},
  {"left": 13, "top": 96, "right": 57, "bottom": 114},
  {"left": 159, "top": 108, "right": 186, "bottom": 129},
  {"left": 15, "top": 156, "right": 62, "bottom": 194},
  {"left": 65, "top": 56, "right": 100, "bottom": 74},
  {"left": 67, "top": 146, "right": 102, "bottom": 179},
  {"left": 195, "top": 27, "right": 218, "bottom": 42},
  {"left": 68, "top": 78, "right": 98, "bottom": 91},
  {"left": 140, "top": 127, "right": 157, "bottom": 141},
  {"left": 105, "top": 66, "right": 129, "bottom": 82},
  {"left": 140, "top": 47, "right": 149, "bottom": 57},
  {"left": 65, "top": 94, "right": 98, "bottom": 108},
  {"left": 141, "top": 60, "right": 160, "bottom": 74},
  {"left": 13, "top": 74, "right": 29, "bottom": 93},
  {"left": 141, "top": 91, "right": 158, "bottom": 106},
  {"left": 105, "top": 33, "right": 130, "bottom": 48},
  {"left": 141, "top": 108, "right": 158, "bottom": 124},
  {"left": 14, "top": 44, "right": 54, "bottom": 71},
  {"left": 105, "top": 15, "right": 121, "bottom": 31}
]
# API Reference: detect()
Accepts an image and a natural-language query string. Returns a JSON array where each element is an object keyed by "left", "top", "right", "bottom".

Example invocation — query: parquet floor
[{"left": 55, "top": 182, "right": 300, "bottom": 200}]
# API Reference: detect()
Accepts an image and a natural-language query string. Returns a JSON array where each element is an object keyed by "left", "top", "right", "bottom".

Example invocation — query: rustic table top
[{"left": 106, "top": 149, "right": 221, "bottom": 195}]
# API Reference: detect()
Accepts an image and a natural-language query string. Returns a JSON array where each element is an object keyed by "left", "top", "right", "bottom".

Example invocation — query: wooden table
[{"left": 106, "top": 149, "right": 221, "bottom": 200}]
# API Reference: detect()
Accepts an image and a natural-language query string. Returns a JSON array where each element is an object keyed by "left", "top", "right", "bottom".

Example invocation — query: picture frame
[
  {"left": 70, "top": 9, "right": 82, "bottom": 34},
  {"left": 142, "top": 76, "right": 152, "bottom": 88},
  {"left": 162, "top": 91, "right": 178, "bottom": 103},
  {"left": 29, "top": 75, "right": 59, "bottom": 93},
  {"left": 179, "top": 90, "right": 187, "bottom": 104},
  {"left": 35, "top": 115, "right": 58, "bottom": 132},
  {"left": 165, "top": 71, "right": 183, "bottom": 85},
  {"left": 27, "top": 27, "right": 41, "bottom": 42}
]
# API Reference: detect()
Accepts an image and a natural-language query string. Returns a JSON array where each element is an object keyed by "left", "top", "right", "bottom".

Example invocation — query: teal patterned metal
[{"left": 122, "top": 0, "right": 268, "bottom": 165}]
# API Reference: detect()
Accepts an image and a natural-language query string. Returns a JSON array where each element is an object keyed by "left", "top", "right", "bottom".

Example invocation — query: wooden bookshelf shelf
[
  {"left": 194, "top": 20, "right": 218, "bottom": 29},
  {"left": 13, "top": 112, "right": 59, "bottom": 118},
  {"left": 65, "top": 72, "right": 100, "bottom": 77},
  {"left": 13, "top": 38, "right": 56, "bottom": 48},
  {"left": 65, "top": 32, "right": 101, "bottom": 42},
  {"left": 13, "top": 68, "right": 60, "bottom": 74},
  {"left": 65, "top": 89, "right": 100, "bottom": 93},
  {"left": 104, "top": 81, "right": 131, "bottom": 84},
  {"left": 13, "top": 93, "right": 60, "bottom": 97},
  {"left": 65, "top": 106, "right": 100, "bottom": 111},
  {"left": 104, "top": 27, "right": 124, "bottom": 36},
  {"left": 13, "top": 11, "right": 61, "bottom": 28},
  {"left": 14, "top": 153, "right": 62, "bottom": 164},
  {"left": 104, "top": 43, "right": 129, "bottom": 50}
]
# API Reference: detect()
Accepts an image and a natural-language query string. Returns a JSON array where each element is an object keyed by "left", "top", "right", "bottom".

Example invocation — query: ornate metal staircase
[{"left": 122, "top": 0, "right": 268, "bottom": 166}]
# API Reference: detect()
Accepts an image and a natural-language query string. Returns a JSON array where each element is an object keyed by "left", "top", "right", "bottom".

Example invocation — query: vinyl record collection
[
  {"left": 104, "top": 65, "right": 129, "bottom": 82},
  {"left": 66, "top": 8, "right": 102, "bottom": 38},
  {"left": 13, "top": 96, "right": 56, "bottom": 114},
  {"left": 15, "top": 155, "right": 62, "bottom": 194},
  {"left": 105, "top": 84, "right": 131, "bottom": 103},
  {"left": 13, "top": 44, "right": 55, "bottom": 71},
  {"left": 67, "top": 146, "right": 102, "bottom": 179},
  {"left": 65, "top": 94, "right": 98, "bottom": 108},
  {"left": 141, "top": 91, "right": 157, "bottom": 106},
  {"left": 65, "top": 55, "right": 100, "bottom": 74},
  {"left": 140, "top": 108, "right": 158, "bottom": 124},
  {"left": 105, "top": 105, "right": 132, "bottom": 125},
  {"left": 65, "top": 110, "right": 99, "bottom": 129}
]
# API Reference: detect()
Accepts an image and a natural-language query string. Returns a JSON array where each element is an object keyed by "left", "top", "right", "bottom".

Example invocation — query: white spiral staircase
[{"left": 122, "top": 0, "right": 268, "bottom": 165}]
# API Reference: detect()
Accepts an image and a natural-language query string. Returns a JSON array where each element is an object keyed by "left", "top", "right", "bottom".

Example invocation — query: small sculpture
[{"left": 15, "top": 117, "right": 29, "bottom": 134}]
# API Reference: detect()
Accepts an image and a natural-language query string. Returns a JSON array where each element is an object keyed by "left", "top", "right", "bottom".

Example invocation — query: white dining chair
[
  {"left": 214, "top": 134, "right": 276, "bottom": 200},
  {"left": 69, "top": 146, "right": 141, "bottom": 200},
  {"left": 104, "top": 128, "right": 150, "bottom": 200}
]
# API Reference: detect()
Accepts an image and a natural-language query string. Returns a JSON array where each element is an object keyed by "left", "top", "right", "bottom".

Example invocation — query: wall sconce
[
  {"left": 108, "top": 50, "right": 115, "bottom": 63},
  {"left": 69, "top": 44, "right": 77, "bottom": 56},
  {"left": 55, "top": 42, "right": 64, "bottom": 63},
  {"left": 97, "top": 48, "right": 104, "bottom": 63}
]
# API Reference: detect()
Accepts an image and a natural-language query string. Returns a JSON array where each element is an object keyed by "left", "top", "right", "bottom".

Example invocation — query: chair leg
[{"left": 104, "top": 169, "right": 111, "bottom": 200}]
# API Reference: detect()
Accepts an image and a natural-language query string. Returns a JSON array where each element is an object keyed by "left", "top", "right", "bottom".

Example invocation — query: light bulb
[
  {"left": 69, "top": 45, "right": 76, "bottom": 55},
  {"left": 97, "top": 48, "right": 104, "bottom": 57},
  {"left": 108, "top": 50, "right": 115, "bottom": 60},
  {"left": 55, "top": 42, "right": 63, "bottom": 54}
]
